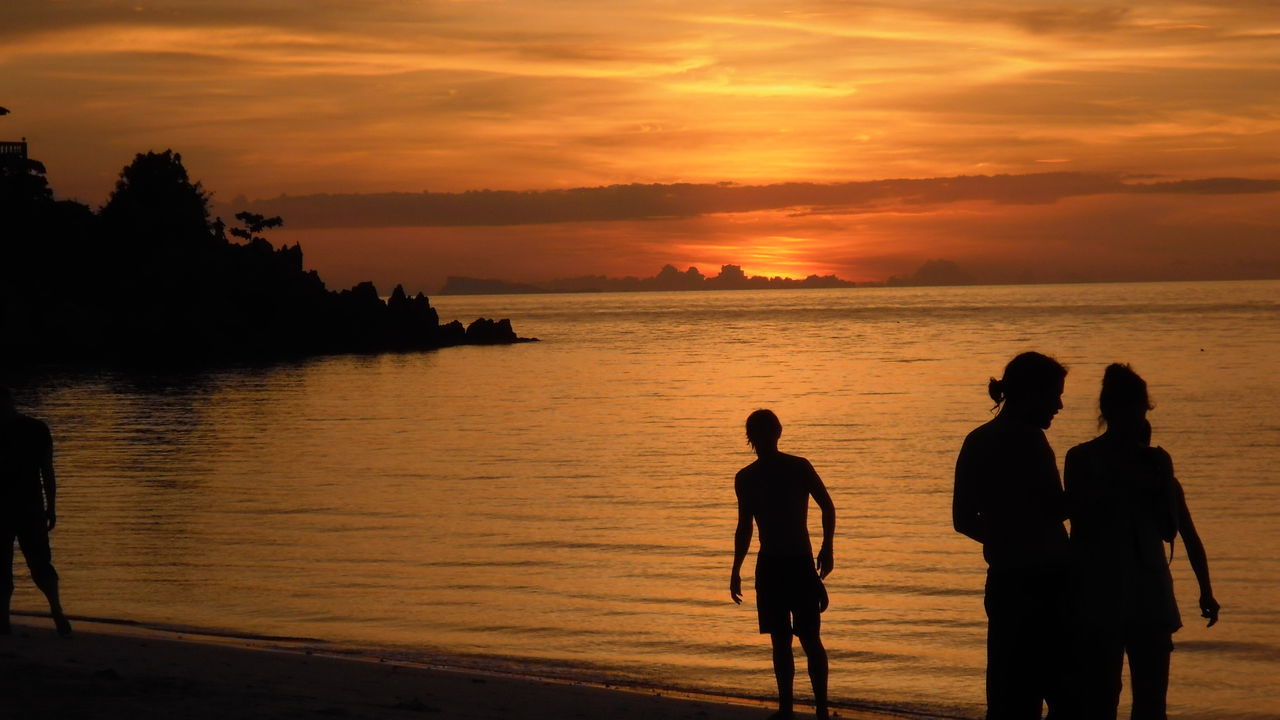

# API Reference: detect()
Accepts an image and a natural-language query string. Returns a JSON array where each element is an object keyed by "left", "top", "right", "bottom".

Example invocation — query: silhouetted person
[
  {"left": 953, "top": 352, "right": 1074, "bottom": 720},
  {"left": 0, "top": 386, "right": 71, "bottom": 637},
  {"left": 730, "top": 410, "right": 836, "bottom": 719},
  {"left": 1065, "top": 364, "right": 1219, "bottom": 720}
]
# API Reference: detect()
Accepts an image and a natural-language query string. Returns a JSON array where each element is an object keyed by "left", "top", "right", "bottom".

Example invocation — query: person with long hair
[
  {"left": 953, "top": 352, "right": 1075, "bottom": 719},
  {"left": 1065, "top": 364, "right": 1219, "bottom": 720}
]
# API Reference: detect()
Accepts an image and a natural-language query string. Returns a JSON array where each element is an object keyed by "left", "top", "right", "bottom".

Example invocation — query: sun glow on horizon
[
  {"left": 665, "top": 233, "right": 844, "bottom": 281},
  {"left": 731, "top": 236, "right": 836, "bottom": 279}
]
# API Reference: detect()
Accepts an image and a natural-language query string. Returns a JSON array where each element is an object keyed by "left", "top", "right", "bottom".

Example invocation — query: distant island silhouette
[
  {"left": 440, "top": 258, "right": 981, "bottom": 296},
  {"left": 441, "top": 264, "right": 857, "bottom": 295},
  {"left": 1, "top": 144, "right": 534, "bottom": 365}
]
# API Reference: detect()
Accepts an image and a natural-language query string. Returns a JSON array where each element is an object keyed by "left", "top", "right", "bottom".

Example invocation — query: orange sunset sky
[{"left": 3, "top": 0, "right": 1279, "bottom": 291}]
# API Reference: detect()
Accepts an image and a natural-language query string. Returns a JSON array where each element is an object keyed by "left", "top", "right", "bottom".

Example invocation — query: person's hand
[
  {"left": 45, "top": 508, "right": 56, "bottom": 532},
  {"left": 1200, "top": 593, "right": 1220, "bottom": 627},
  {"left": 730, "top": 572, "right": 743, "bottom": 605},
  {"left": 816, "top": 545, "right": 834, "bottom": 579}
]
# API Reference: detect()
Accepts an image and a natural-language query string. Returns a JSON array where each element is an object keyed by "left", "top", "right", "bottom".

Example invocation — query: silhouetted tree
[
  {"left": 1, "top": 146, "right": 531, "bottom": 363},
  {"left": 100, "top": 150, "right": 212, "bottom": 246},
  {"left": 0, "top": 156, "right": 52, "bottom": 214},
  {"left": 653, "top": 264, "right": 705, "bottom": 290},
  {"left": 230, "top": 211, "right": 283, "bottom": 245}
]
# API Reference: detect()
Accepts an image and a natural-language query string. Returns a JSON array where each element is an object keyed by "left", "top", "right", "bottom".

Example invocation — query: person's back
[
  {"left": 1067, "top": 437, "right": 1178, "bottom": 579},
  {"left": 1065, "top": 365, "right": 1218, "bottom": 720},
  {"left": 737, "top": 452, "right": 820, "bottom": 560}
]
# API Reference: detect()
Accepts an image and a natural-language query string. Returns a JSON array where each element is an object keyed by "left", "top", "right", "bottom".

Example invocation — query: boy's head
[{"left": 745, "top": 409, "right": 782, "bottom": 453}]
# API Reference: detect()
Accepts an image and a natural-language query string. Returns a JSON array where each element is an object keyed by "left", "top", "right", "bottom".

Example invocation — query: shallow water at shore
[{"left": 10, "top": 280, "right": 1280, "bottom": 719}]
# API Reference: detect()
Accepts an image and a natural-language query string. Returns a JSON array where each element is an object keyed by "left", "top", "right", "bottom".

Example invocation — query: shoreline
[{"left": 4, "top": 614, "right": 957, "bottom": 720}]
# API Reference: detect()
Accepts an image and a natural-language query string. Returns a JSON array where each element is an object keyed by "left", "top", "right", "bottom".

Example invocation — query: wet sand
[{"left": 0, "top": 618, "right": 912, "bottom": 720}]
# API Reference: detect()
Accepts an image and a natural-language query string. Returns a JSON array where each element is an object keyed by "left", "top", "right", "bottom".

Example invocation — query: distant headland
[{"left": 0, "top": 145, "right": 535, "bottom": 365}]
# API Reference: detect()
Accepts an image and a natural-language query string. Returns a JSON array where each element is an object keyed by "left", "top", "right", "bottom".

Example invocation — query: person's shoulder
[
  {"left": 1066, "top": 436, "right": 1101, "bottom": 459},
  {"left": 777, "top": 451, "right": 811, "bottom": 467},
  {"left": 16, "top": 413, "right": 50, "bottom": 437},
  {"left": 770, "top": 452, "right": 817, "bottom": 476},
  {"left": 1066, "top": 437, "right": 1109, "bottom": 472},
  {"left": 962, "top": 418, "right": 1005, "bottom": 447},
  {"left": 1147, "top": 445, "right": 1174, "bottom": 473}
]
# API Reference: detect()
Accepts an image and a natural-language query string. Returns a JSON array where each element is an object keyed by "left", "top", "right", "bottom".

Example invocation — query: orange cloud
[{"left": 5, "top": 0, "right": 1278, "bottom": 201}]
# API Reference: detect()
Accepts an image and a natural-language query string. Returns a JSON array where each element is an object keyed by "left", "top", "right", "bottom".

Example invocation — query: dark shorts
[
  {"left": 755, "top": 554, "right": 824, "bottom": 636},
  {"left": 1, "top": 515, "right": 56, "bottom": 588}
]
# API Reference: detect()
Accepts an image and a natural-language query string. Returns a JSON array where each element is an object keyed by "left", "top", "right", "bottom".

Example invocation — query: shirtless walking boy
[{"left": 730, "top": 409, "right": 836, "bottom": 719}]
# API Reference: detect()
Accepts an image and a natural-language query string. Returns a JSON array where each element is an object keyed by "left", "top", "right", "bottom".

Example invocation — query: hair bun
[{"left": 987, "top": 377, "right": 1004, "bottom": 404}]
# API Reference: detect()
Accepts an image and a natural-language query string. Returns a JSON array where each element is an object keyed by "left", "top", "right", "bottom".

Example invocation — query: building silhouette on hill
[{"left": 0, "top": 139, "right": 27, "bottom": 160}]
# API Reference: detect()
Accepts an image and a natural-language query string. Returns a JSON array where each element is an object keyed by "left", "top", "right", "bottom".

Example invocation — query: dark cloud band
[{"left": 226, "top": 172, "right": 1280, "bottom": 229}]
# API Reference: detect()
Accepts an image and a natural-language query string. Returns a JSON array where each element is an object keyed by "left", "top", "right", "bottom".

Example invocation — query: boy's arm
[
  {"left": 807, "top": 461, "right": 836, "bottom": 579},
  {"left": 730, "top": 472, "right": 753, "bottom": 604},
  {"left": 40, "top": 423, "right": 57, "bottom": 532}
]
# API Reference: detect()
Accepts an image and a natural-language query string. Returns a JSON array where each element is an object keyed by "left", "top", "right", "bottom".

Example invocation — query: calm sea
[{"left": 11, "top": 280, "right": 1280, "bottom": 719}]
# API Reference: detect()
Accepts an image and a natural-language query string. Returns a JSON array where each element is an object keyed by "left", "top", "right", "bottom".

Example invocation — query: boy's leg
[
  {"left": 16, "top": 522, "right": 70, "bottom": 636},
  {"left": 798, "top": 630, "right": 829, "bottom": 720},
  {"left": 770, "top": 631, "right": 795, "bottom": 717}
]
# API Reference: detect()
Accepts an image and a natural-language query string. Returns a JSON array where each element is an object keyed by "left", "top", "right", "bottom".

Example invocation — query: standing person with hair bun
[
  {"left": 954, "top": 352, "right": 1075, "bottom": 720},
  {"left": 1065, "top": 364, "right": 1219, "bottom": 720}
]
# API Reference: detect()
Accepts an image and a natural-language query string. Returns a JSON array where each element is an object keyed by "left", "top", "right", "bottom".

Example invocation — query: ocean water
[{"left": 10, "top": 280, "right": 1280, "bottom": 719}]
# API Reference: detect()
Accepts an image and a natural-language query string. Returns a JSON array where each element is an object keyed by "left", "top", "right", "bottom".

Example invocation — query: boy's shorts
[{"left": 755, "top": 554, "right": 824, "bottom": 636}]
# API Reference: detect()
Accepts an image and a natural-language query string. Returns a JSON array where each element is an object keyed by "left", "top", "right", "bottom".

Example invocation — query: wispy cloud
[{"left": 4, "top": 0, "right": 1277, "bottom": 203}]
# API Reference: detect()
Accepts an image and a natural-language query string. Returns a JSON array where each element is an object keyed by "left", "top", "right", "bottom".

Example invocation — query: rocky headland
[{"left": 0, "top": 149, "right": 535, "bottom": 365}]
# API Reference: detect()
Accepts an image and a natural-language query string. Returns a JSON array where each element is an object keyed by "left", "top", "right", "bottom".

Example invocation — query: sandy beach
[{"left": 0, "top": 617, "right": 913, "bottom": 720}]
